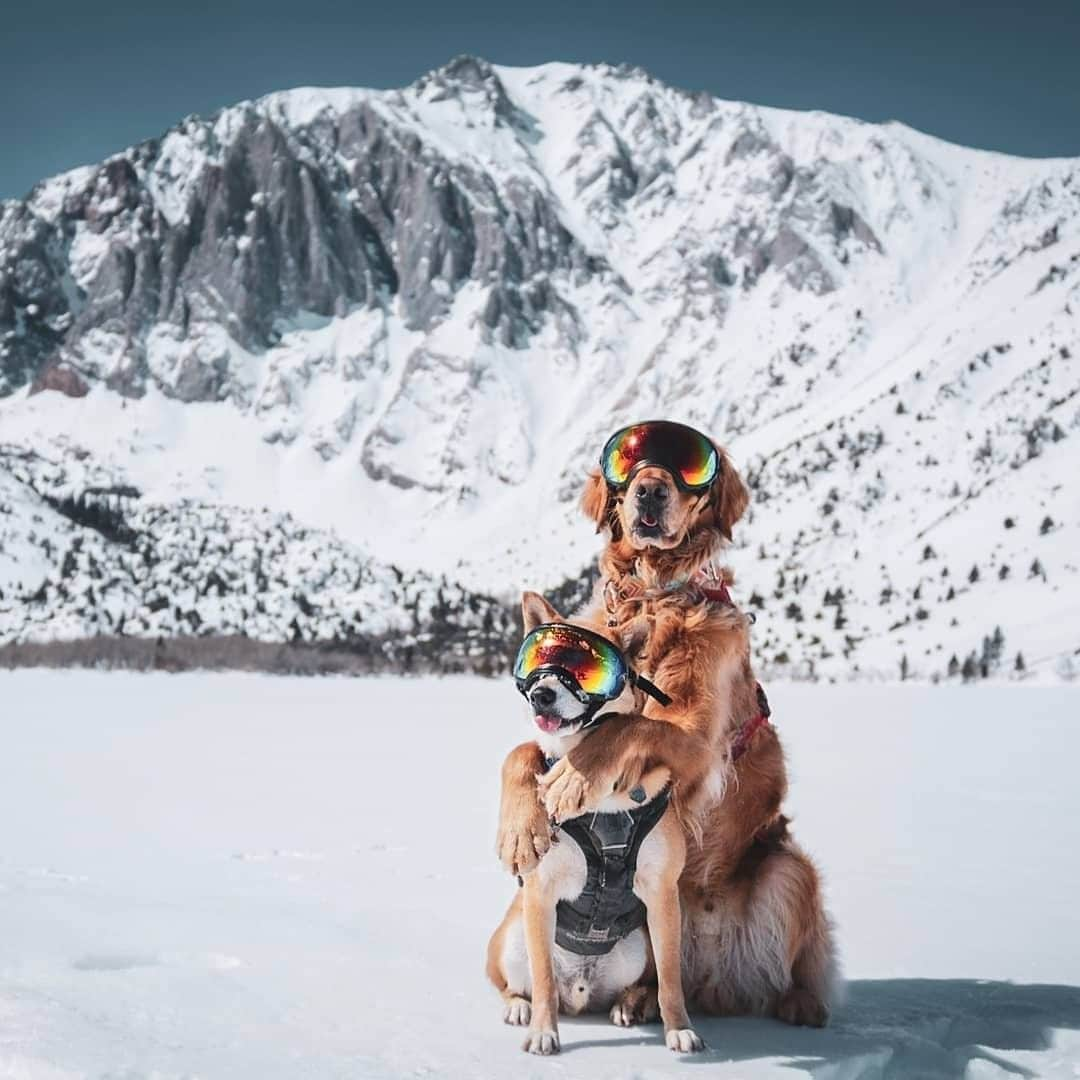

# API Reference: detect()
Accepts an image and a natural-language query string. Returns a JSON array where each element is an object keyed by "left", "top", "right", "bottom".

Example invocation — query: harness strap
[
  {"left": 554, "top": 787, "right": 671, "bottom": 956},
  {"left": 731, "top": 682, "right": 772, "bottom": 761}
]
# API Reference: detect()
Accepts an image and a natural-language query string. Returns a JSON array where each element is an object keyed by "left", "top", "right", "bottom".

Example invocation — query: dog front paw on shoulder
[{"left": 538, "top": 758, "right": 597, "bottom": 822}]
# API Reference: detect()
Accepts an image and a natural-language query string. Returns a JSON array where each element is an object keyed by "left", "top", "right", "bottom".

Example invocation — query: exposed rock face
[{"left": 0, "top": 56, "right": 885, "bottom": 404}]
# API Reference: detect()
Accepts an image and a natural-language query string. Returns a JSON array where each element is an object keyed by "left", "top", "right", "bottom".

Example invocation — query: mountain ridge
[{"left": 1, "top": 57, "right": 1077, "bottom": 680}]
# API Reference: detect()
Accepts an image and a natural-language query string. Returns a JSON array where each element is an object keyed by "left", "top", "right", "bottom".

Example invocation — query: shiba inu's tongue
[
  {"left": 535, "top": 715, "right": 562, "bottom": 733},
  {"left": 642, "top": 513, "right": 658, "bottom": 527}
]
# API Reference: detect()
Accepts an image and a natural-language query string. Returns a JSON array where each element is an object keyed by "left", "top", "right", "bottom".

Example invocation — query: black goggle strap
[
  {"left": 629, "top": 670, "right": 673, "bottom": 707},
  {"left": 578, "top": 701, "right": 611, "bottom": 730}
]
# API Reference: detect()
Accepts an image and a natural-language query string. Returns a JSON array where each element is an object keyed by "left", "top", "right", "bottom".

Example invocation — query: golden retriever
[{"left": 496, "top": 434, "right": 836, "bottom": 1026}]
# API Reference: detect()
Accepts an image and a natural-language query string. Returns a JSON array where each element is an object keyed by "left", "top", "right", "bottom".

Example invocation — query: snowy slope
[
  {"left": 1, "top": 57, "right": 1078, "bottom": 678},
  {"left": 1, "top": 672, "right": 1079, "bottom": 1078}
]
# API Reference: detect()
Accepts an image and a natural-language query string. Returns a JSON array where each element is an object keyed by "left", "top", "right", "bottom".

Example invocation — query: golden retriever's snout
[{"left": 628, "top": 469, "right": 672, "bottom": 539}]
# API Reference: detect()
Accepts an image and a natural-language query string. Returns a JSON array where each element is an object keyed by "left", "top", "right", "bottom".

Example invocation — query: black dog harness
[{"left": 541, "top": 753, "right": 671, "bottom": 956}]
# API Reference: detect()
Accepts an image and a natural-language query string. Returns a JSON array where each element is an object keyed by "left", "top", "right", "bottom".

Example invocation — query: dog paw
[
  {"left": 610, "top": 984, "right": 659, "bottom": 1026},
  {"left": 538, "top": 758, "right": 596, "bottom": 822},
  {"left": 522, "top": 1028, "right": 560, "bottom": 1055},
  {"left": 777, "top": 987, "right": 829, "bottom": 1028},
  {"left": 503, "top": 997, "right": 531, "bottom": 1026},
  {"left": 496, "top": 814, "right": 552, "bottom": 876},
  {"left": 666, "top": 1027, "right": 705, "bottom": 1053}
]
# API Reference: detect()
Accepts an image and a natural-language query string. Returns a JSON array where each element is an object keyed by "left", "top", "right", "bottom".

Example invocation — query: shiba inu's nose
[{"left": 529, "top": 684, "right": 557, "bottom": 709}]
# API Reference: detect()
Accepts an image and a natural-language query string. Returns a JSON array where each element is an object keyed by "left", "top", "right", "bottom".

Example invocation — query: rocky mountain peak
[{"left": 1, "top": 60, "right": 1077, "bottom": 680}]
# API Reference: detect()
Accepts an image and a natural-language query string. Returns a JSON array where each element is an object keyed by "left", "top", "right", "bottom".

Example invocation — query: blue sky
[{"left": 3, "top": 0, "right": 1078, "bottom": 200}]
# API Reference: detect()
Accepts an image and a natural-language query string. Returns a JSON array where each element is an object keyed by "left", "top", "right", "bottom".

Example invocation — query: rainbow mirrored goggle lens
[
  {"left": 600, "top": 421, "right": 719, "bottom": 491},
  {"left": 513, "top": 624, "right": 627, "bottom": 701}
]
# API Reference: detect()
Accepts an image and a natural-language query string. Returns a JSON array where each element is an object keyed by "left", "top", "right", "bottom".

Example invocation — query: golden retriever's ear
[
  {"left": 580, "top": 470, "right": 612, "bottom": 534},
  {"left": 619, "top": 616, "right": 651, "bottom": 662},
  {"left": 522, "top": 591, "right": 562, "bottom": 632},
  {"left": 715, "top": 448, "right": 750, "bottom": 541}
]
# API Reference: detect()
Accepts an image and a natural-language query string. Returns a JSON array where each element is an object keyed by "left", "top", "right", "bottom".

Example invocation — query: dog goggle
[
  {"left": 513, "top": 624, "right": 671, "bottom": 711},
  {"left": 600, "top": 420, "right": 719, "bottom": 492}
]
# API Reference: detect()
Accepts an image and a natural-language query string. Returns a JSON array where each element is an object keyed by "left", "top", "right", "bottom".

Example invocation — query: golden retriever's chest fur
[{"left": 591, "top": 577, "right": 787, "bottom": 883}]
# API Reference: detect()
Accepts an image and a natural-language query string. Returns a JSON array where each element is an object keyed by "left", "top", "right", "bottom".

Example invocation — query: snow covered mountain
[{"left": 1, "top": 56, "right": 1077, "bottom": 679}]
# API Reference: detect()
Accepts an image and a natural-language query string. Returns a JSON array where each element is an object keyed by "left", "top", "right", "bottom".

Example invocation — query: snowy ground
[{"left": 1, "top": 673, "right": 1079, "bottom": 1079}]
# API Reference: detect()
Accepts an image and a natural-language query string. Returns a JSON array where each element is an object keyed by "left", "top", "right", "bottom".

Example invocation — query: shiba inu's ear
[
  {"left": 713, "top": 447, "right": 750, "bottom": 542},
  {"left": 580, "top": 470, "right": 613, "bottom": 534},
  {"left": 521, "top": 592, "right": 562, "bottom": 632}
]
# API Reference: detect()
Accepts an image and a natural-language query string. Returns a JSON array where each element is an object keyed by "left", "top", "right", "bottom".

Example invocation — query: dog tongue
[
  {"left": 642, "top": 513, "right": 658, "bottom": 527},
  {"left": 535, "top": 715, "right": 562, "bottom": 733}
]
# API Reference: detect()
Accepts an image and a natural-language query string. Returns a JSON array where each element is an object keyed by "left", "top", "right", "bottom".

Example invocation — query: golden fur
[{"left": 495, "top": 440, "right": 836, "bottom": 1025}]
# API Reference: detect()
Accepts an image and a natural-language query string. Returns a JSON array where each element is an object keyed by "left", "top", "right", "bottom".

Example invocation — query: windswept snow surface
[{"left": 1, "top": 672, "right": 1079, "bottom": 1078}]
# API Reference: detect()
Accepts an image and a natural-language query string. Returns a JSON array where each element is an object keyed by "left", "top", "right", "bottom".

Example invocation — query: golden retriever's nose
[{"left": 636, "top": 480, "right": 670, "bottom": 502}]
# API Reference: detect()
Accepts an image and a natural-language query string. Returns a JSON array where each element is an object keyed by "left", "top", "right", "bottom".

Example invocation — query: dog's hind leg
[
  {"left": 775, "top": 849, "right": 836, "bottom": 1028},
  {"left": 609, "top": 921, "right": 658, "bottom": 1026},
  {"left": 684, "top": 838, "right": 834, "bottom": 1025},
  {"left": 487, "top": 894, "right": 533, "bottom": 1026},
  {"left": 610, "top": 982, "right": 660, "bottom": 1026}
]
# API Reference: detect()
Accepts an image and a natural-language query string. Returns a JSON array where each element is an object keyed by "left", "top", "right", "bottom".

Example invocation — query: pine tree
[
  {"left": 1030, "top": 558, "right": 1046, "bottom": 580},
  {"left": 922, "top": 544, "right": 936, "bottom": 560},
  {"left": 900, "top": 654, "right": 909, "bottom": 681},
  {"left": 946, "top": 586, "right": 956, "bottom": 600},
  {"left": 968, "top": 564, "right": 980, "bottom": 584},
  {"left": 947, "top": 654, "right": 960, "bottom": 678},
  {"left": 999, "top": 564, "right": 1010, "bottom": 580},
  {"left": 961, "top": 653, "right": 978, "bottom": 682},
  {"left": 1040, "top": 515, "right": 1055, "bottom": 535},
  {"left": 1014, "top": 652, "right": 1026, "bottom": 673}
]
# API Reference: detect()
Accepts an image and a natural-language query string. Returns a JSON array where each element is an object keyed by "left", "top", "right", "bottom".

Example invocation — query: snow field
[{"left": 1, "top": 673, "right": 1079, "bottom": 1077}]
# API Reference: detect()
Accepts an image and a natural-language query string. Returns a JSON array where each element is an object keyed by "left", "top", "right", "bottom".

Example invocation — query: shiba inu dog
[{"left": 486, "top": 594, "right": 704, "bottom": 1055}]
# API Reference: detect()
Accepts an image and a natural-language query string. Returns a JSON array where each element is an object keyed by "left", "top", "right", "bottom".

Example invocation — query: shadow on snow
[{"left": 562, "top": 978, "right": 1080, "bottom": 1077}]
